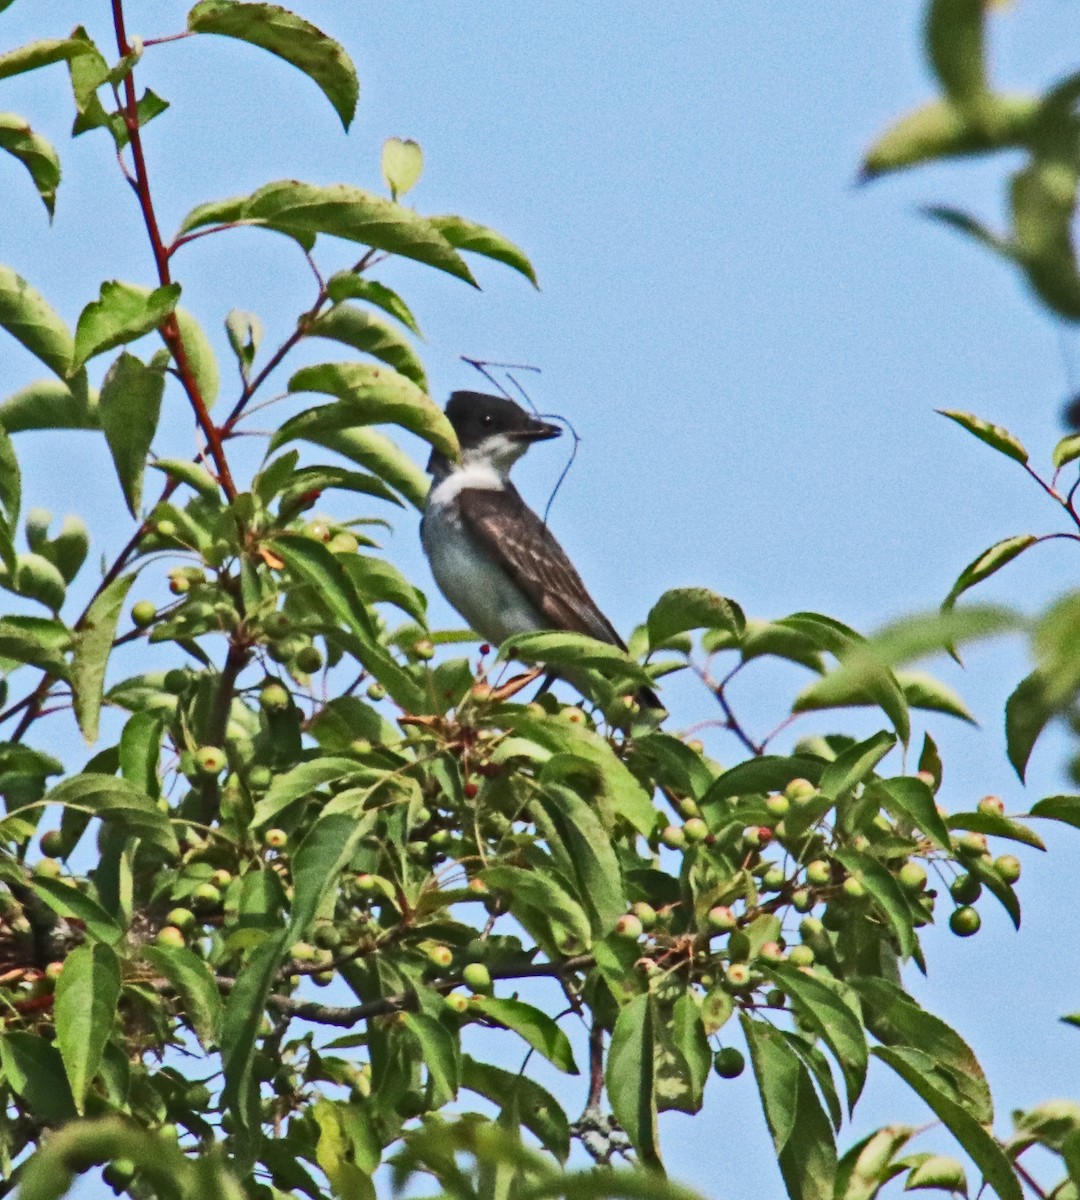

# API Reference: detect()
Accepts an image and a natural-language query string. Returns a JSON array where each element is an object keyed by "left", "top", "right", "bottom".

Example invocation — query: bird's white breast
[{"left": 421, "top": 465, "right": 545, "bottom": 645}]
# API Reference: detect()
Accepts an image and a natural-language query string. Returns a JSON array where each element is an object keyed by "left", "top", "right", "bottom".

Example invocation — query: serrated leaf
[
  {"left": 288, "top": 361, "right": 452, "bottom": 455},
  {"left": 742, "top": 1015, "right": 837, "bottom": 1200},
  {"left": 289, "top": 811, "right": 374, "bottom": 939},
  {"left": 98, "top": 352, "right": 167, "bottom": 515},
  {"left": 45, "top": 773, "right": 177, "bottom": 856},
  {"left": 937, "top": 409, "right": 1028, "bottom": 464},
  {"left": 324, "top": 273, "right": 422, "bottom": 334},
  {"left": 31, "top": 877, "right": 123, "bottom": 945},
  {"left": 142, "top": 944, "right": 223, "bottom": 1051},
  {"left": 472, "top": 997, "right": 577, "bottom": 1075},
  {"left": 943, "top": 535, "right": 1038, "bottom": 609},
  {"left": 307, "top": 304, "right": 427, "bottom": 388},
  {"left": 72, "top": 281, "right": 180, "bottom": 370},
  {"left": 766, "top": 965, "right": 868, "bottom": 1112},
  {"left": 0, "top": 264, "right": 80, "bottom": 382},
  {"left": 833, "top": 848, "right": 916, "bottom": 959},
  {"left": 869, "top": 777, "right": 951, "bottom": 851},
  {"left": 242, "top": 180, "right": 476, "bottom": 283},
  {"left": 874, "top": 1046, "right": 1021, "bottom": 1200},
  {"left": 72, "top": 571, "right": 137, "bottom": 743},
  {"left": 428, "top": 214, "right": 538, "bottom": 286},
  {"left": 252, "top": 756, "right": 365, "bottom": 828},
  {"left": 0, "top": 113, "right": 61, "bottom": 216},
  {"left": 269, "top": 533, "right": 425, "bottom": 712},
  {"left": 607, "top": 993, "right": 660, "bottom": 1167},
  {"left": 271, "top": 407, "right": 429, "bottom": 509},
  {"left": 646, "top": 587, "right": 743, "bottom": 648},
  {"left": 188, "top": 0, "right": 359, "bottom": 130},
  {"left": 382, "top": 137, "right": 423, "bottom": 200},
  {"left": 55, "top": 943, "right": 120, "bottom": 1112},
  {"left": 479, "top": 865, "right": 592, "bottom": 956}
]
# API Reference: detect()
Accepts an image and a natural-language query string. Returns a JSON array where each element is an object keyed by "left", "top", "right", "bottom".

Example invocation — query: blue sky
[{"left": 4, "top": 2, "right": 1080, "bottom": 1197}]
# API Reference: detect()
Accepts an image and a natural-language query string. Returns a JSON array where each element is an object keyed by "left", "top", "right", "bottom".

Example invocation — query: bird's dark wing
[{"left": 456, "top": 485, "right": 626, "bottom": 647}]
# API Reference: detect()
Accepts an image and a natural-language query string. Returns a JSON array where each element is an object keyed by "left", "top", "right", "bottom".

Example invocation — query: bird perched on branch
[{"left": 420, "top": 390, "right": 660, "bottom": 708}]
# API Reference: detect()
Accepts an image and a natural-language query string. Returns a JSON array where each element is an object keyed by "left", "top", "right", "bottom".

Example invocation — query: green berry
[
  {"left": 949, "top": 906, "right": 981, "bottom": 937},
  {"left": 949, "top": 873, "right": 982, "bottom": 904},
  {"left": 462, "top": 962, "right": 493, "bottom": 993},
  {"left": 713, "top": 1047, "right": 745, "bottom": 1078},
  {"left": 788, "top": 944, "right": 815, "bottom": 967},
  {"left": 785, "top": 777, "right": 816, "bottom": 803},
  {"left": 210, "top": 868, "right": 232, "bottom": 889},
  {"left": 34, "top": 857, "right": 61, "bottom": 879},
  {"left": 707, "top": 905, "right": 737, "bottom": 932},
  {"left": 166, "top": 907, "right": 196, "bottom": 933},
  {"left": 977, "top": 795, "right": 1005, "bottom": 816},
  {"left": 791, "top": 888, "right": 813, "bottom": 912},
  {"left": 412, "top": 638, "right": 436, "bottom": 661},
  {"left": 631, "top": 901, "right": 658, "bottom": 929},
  {"left": 806, "top": 859, "right": 831, "bottom": 887},
  {"left": 614, "top": 913, "right": 644, "bottom": 939},
  {"left": 765, "top": 793, "right": 790, "bottom": 818},
  {"left": 163, "top": 668, "right": 190, "bottom": 695},
  {"left": 724, "top": 963, "right": 751, "bottom": 992},
  {"left": 155, "top": 519, "right": 177, "bottom": 539},
  {"left": 38, "top": 830, "right": 63, "bottom": 858},
  {"left": 660, "top": 824, "right": 686, "bottom": 849},
  {"left": 676, "top": 798, "right": 701, "bottom": 819},
  {"left": 842, "top": 875, "right": 866, "bottom": 900},
  {"left": 184, "top": 1083, "right": 212, "bottom": 1109},
  {"left": 295, "top": 645, "right": 323, "bottom": 673},
  {"left": 329, "top": 532, "right": 359, "bottom": 555},
  {"left": 426, "top": 944, "right": 453, "bottom": 969},
  {"left": 761, "top": 865, "right": 786, "bottom": 891},
  {"left": 259, "top": 682, "right": 290, "bottom": 712},
  {"left": 131, "top": 599, "right": 157, "bottom": 628},
  {"left": 898, "top": 862, "right": 928, "bottom": 893},
  {"left": 366, "top": 682, "right": 386, "bottom": 702},
  {"left": 103, "top": 1158, "right": 137, "bottom": 1190},
  {"left": 314, "top": 923, "right": 342, "bottom": 950},
  {"left": 156, "top": 925, "right": 186, "bottom": 948},
  {"left": 444, "top": 992, "right": 469, "bottom": 1015},
  {"left": 957, "top": 831, "right": 988, "bottom": 857},
  {"left": 994, "top": 854, "right": 1021, "bottom": 884},
  {"left": 192, "top": 883, "right": 222, "bottom": 911},
  {"left": 194, "top": 745, "right": 227, "bottom": 777},
  {"left": 682, "top": 817, "right": 708, "bottom": 843},
  {"left": 249, "top": 765, "right": 273, "bottom": 790},
  {"left": 264, "top": 828, "right": 288, "bottom": 850},
  {"left": 758, "top": 940, "right": 784, "bottom": 963},
  {"left": 313, "top": 970, "right": 335, "bottom": 987}
]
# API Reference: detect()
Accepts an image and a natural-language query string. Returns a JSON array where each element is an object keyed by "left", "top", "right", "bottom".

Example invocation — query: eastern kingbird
[{"left": 421, "top": 390, "right": 660, "bottom": 707}]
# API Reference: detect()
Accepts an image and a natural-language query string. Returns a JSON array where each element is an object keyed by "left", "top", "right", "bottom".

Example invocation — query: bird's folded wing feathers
[{"left": 457, "top": 486, "right": 626, "bottom": 647}]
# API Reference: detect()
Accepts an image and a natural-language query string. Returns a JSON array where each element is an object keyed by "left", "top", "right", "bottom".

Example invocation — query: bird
[{"left": 420, "top": 389, "right": 660, "bottom": 708}]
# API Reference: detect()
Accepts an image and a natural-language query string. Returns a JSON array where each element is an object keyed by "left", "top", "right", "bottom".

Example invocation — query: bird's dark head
[{"left": 429, "top": 391, "right": 561, "bottom": 477}]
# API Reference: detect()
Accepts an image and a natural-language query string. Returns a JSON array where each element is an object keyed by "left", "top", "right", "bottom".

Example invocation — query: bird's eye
[{"left": 481, "top": 414, "right": 493, "bottom": 426}]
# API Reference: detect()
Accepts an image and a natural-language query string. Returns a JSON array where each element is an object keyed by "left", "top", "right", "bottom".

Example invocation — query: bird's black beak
[{"left": 510, "top": 418, "right": 562, "bottom": 443}]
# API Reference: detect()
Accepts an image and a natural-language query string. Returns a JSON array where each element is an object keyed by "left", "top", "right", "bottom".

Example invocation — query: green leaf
[
  {"left": 252, "top": 755, "right": 365, "bottom": 827},
  {"left": 874, "top": 1047, "right": 1021, "bottom": 1200},
  {"left": 860, "top": 94, "right": 1037, "bottom": 179},
  {"left": 607, "top": 994, "right": 661, "bottom": 1169},
  {"left": 819, "top": 731, "right": 896, "bottom": 800},
  {"left": 742, "top": 1015, "right": 837, "bottom": 1200},
  {"left": 833, "top": 848, "right": 916, "bottom": 959},
  {"left": 31, "top": 876, "right": 123, "bottom": 945},
  {"left": 307, "top": 304, "right": 427, "bottom": 388},
  {"left": 965, "top": 853, "right": 1022, "bottom": 928},
  {"left": 948, "top": 810, "right": 1045, "bottom": 851},
  {"left": 943, "top": 535, "right": 1038, "bottom": 609},
  {"left": 224, "top": 307, "right": 262, "bottom": 376},
  {"left": 0, "top": 113, "right": 61, "bottom": 216},
  {"left": 0, "top": 617, "right": 69, "bottom": 675},
  {"left": 537, "top": 782, "right": 626, "bottom": 936},
  {"left": 72, "top": 281, "right": 180, "bottom": 370},
  {"left": 925, "top": 0, "right": 988, "bottom": 113},
  {"left": 472, "top": 997, "right": 578, "bottom": 1075},
  {"left": 853, "top": 977, "right": 992, "bottom": 1123},
  {"left": 269, "top": 533, "right": 425, "bottom": 712},
  {"left": 188, "top": 0, "right": 359, "bottom": 130},
  {"left": 1053, "top": 433, "right": 1080, "bottom": 470},
  {"left": 897, "top": 670, "right": 976, "bottom": 724},
  {"left": 501, "top": 630, "right": 655, "bottom": 690},
  {"left": 220, "top": 931, "right": 288, "bottom": 1130},
  {"left": 72, "top": 571, "right": 137, "bottom": 743},
  {"left": 403, "top": 1012, "right": 458, "bottom": 1106},
  {"left": 1, "top": 551, "right": 66, "bottom": 612},
  {"left": 142, "top": 944, "right": 223, "bottom": 1051},
  {"left": 382, "top": 137, "right": 423, "bottom": 200},
  {"left": 0, "top": 422, "right": 19, "bottom": 571},
  {"left": 271, "top": 407, "right": 429, "bottom": 509},
  {"left": 1011, "top": 159, "right": 1080, "bottom": 322},
  {"left": 0, "top": 263, "right": 80, "bottom": 382},
  {"left": 937, "top": 409, "right": 1028, "bottom": 465},
  {"left": 289, "top": 811, "right": 374, "bottom": 939},
  {"left": 834, "top": 1126, "right": 915, "bottom": 1200},
  {"left": 646, "top": 587, "right": 743, "bottom": 648},
  {"left": 1031, "top": 794, "right": 1080, "bottom": 831},
  {"left": 0, "top": 1031, "right": 76, "bottom": 1125},
  {"left": 923, "top": 204, "right": 1016, "bottom": 258},
  {"left": 1005, "top": 670, "right": 1054, "bottom": 781},
  {"left": 869, "top": 777, "right": 951, "bottom": 851},
  {"left": 705, "top": 754, "right": 823, "bottom": 801},
  {"left": 461, "top": 1057, "right": 570, "bottom": 1162},
  {"left": 481, "top": 865, "right": 593, "bottom": 956},
  {"left": 174, "top": 306, "right": 220, "bottom": 408},
  {"left": 312, "top": 1099, "right": 378, "bottom": 1200},
  {"left": 242, "top": 180, "right": 476, "bottom": 284},
  {"left": 55, "top": 943, "right": 121, "bottom": 1112},
  {"left": 0, "top": 378, "right": 98, "bottom": 432},
  {"left": 905, "top": 1154, "right": 969, "bottom": 1193},
  {"left": 98, "top": 352, "right": 167, "bottom": 515},
  {"left": 0, "top": 36, "right": 98, "bottom": 82},
  {"left": 655, "top": 990, "right": 711, "bottom": 1115},
  {"left": 325, "top": 273, "right": 422, "bottom": 334},
  {"left": 766, "top": 965, "right": 868, "bottom": 1112},
  {"left": 45, "top": 773, "right": 178, "bottom": 856},
  {"left": 427, "top": 214, "right": 538, "bottom": 286},
  {"left": 287, "top": 361, "right": 454, "bottom": 456},
  {"left": 149, "top": 458, "right": 220, "bottom": 500}
]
